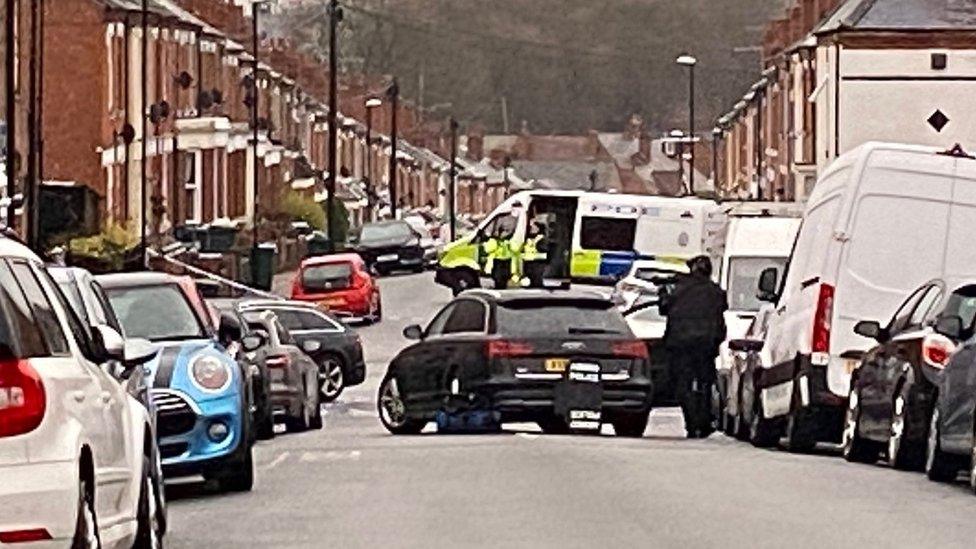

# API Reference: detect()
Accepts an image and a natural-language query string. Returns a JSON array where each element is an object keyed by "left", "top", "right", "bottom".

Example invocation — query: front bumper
[
  {"left": 157, "top": 390, "right": 245, "bottom": 476},
  {"left": 0, "top": 460, "right": 78, "bottom": 545}
]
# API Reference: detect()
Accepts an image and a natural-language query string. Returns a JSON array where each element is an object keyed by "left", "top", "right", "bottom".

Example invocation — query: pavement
[{"left": 167, "top": 272, "right": 976, "bottom": 549}]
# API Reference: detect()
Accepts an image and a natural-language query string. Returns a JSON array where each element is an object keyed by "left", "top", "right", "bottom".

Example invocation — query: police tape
[{"left": 146, "top": 248, "right": 282, "bottom": 301}]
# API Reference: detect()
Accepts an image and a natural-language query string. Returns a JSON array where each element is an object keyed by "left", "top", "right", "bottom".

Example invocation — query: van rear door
[{"left": 831, "top": 150, "right": 956, "bottom": 396}]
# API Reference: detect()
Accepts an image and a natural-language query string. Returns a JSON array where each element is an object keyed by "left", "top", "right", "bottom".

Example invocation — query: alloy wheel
[
  {"left": 888, "top": 394, "right": 906, "bottom": 466},
  {"left": 379, "top": 377, "right": 407, "bottom": 428},
  {"left": 841, "top": 389, "right": 859, "bottom": 457},
  {"left": 319, "top": 359, "right": 345, "bottom": 401}
]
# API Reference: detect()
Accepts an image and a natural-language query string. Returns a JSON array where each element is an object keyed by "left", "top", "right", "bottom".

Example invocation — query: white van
[
  {"left": 752, "top": 142, "right": 976, "bottom": 451},
  {"left": 715, "top": 214, "right": 801, "bottom": 399},
  {"left": 436, "top": 190, "right": 726, "bottom": 291}
]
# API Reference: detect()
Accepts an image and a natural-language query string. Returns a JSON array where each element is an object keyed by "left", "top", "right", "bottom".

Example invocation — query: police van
[{"left": 435, "top": 190, "right": 726, "bottom": 294}]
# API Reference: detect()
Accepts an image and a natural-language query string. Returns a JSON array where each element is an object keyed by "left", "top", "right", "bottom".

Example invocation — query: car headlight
[{"left": 190, "top": 355, "right": 232, "bottom": 392}]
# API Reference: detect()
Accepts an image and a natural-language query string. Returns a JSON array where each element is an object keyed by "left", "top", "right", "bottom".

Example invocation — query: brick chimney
[{"left": 466, "top": 125, "right": 485, "bottom": 161}]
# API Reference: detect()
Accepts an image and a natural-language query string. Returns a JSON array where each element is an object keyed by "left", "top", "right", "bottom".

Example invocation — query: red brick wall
[{"left": 43, "top": 0, "right": 108, "bottom": 196}]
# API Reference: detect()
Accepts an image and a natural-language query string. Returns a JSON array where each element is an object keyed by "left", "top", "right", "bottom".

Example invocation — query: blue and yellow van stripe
[{"left": 570, "top": 250, "right": 689, "bottom": 279}]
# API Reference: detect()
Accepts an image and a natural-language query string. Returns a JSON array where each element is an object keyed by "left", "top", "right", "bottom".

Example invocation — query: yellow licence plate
[{"left": 545, "top": 358, "right": 569, "bottom": 372}]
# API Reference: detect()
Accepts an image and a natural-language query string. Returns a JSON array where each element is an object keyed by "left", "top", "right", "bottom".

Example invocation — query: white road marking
[
  {"left": 263, "top": 451, "right": 290, "bottom": 470},
  {"left": 300, "top": 450, "right": 362, "bottom": 462}
]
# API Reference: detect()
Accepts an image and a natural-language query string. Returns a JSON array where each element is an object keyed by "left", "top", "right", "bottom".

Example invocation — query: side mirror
[
  {"left": 403, "top": 324, "right": 424, "bottom": 341},
  {"left": 218, "top": 312, "right": 243, "bottom": 345},
  {"left": 757, "top": 267, "right": 779, "bottom": 302},
  {"left": 853, "top": 320, "right": 886, "bottom": 342},
  {"left": 241, "top": 334, "right": 265, "bottom": 352},
  {"left": 123, "top": 338, "right": 158, "bottom": 367},
  {"left": 935, "top": 315, "right": 964, "bottom": 340},
  {"left": 302, "top": 340, "right": 322, "bottom": 354},
  {"left": 728, "top": 339, "right": 764, "bottom": 353},
  {"left": 92, "top": 324, "right": 125, "bottom": 361}
]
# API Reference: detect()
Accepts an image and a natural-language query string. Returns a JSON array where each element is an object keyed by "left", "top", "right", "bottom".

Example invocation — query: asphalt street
[{"left": 167, "top": 273, "right": 976, "bottom": 549}]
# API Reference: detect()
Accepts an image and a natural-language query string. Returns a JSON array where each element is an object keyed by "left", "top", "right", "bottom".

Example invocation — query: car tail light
[
  {"left": 922, "top": 333, "right": 956, "bottom": 369},
  {"left": 811, "top": 283, "right": 834, "bottom": 355},
  {"left": 0, "top": 359, "right": 46, "bottom": 438},
  {"left": 486, "top": 340, "right": 534, "bottom": 358},
  {"left": 0, "top": 529, "right": 53, "bottom": 543},
  {"left": 266, "top": 354, "right": 291, "bottom": 369},
  {"left": 291, "top": 275, "right": 306, "bottom": 300},
  {"left": 612, "top": 340, "right": 649, "bottom": 359}
]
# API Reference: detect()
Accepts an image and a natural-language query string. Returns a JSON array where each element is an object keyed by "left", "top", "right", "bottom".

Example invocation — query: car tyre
[
  {"left": 732, "top": 384, "right": 749, "bottom": 440},
  {"left": 613, "top": 412, "right": 649, "bottom": 438},
  {"left": 538, "top": 416, "right": 571, "bottom": 435},
  {"left": 926, "top": 406, "right": 960, "bottom": 482},
  {"left": 255, "top": 380, "right": 275, "bottom": 440},
  {"left": 134, "top": 456, "right": 164, "bottom": 549},
  {"left": 842, "top": 386, "right": 880, "bottom": 463},
  {"left": 71, "top": 476, "right": 100, "bottom": 549},
  {"left": 784, "top": 381, "right": 817, "bottom": 453},
  {"left": 377, "top": 375, "right": 425, "bottom": 435},
  {"left": 309, "top": 384, "right": 324, "bottom": 430},
  {"left": 451, "top": 270, "right": 479, "bottom": 296},
  {"left": 749, "top": 399, "right": 779, "bottom": 448},
  {"left": 888, "top": 384, "right": 925, "bottom": 471},
  {"left": 318, "top": 354, "right": 347, "bottom": 403},
  {"left": 968, "top": 429, "right": 976, "bottom": 495}
]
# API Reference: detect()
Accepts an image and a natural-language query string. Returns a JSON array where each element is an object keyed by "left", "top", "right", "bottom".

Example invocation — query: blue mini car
[{"left": 99, "top": 272, "right": 255, "bottom": 492}]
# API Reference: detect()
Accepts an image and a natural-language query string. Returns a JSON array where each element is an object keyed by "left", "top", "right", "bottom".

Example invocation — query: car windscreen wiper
[{"left": 567, "top": 327, "right": 621, "bottom": 335}]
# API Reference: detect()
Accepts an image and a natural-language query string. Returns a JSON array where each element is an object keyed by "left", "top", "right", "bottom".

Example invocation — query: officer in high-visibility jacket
[
  {"left": 483, "top": 227, "right": 515, "bottom": 289},
  {"left": 521, "top": 220, "right": 549, "bottom": 288}
]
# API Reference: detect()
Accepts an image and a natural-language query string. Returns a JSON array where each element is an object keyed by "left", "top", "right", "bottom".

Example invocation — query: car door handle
[
  {"left": 72, "top": 390, "right": 86, "bottom": 403},
  {"left": 100, "top": 392, "right": 113, "bottom": 404}
]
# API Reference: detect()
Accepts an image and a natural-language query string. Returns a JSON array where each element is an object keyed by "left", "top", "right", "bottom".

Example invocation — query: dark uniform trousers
[{"left": 668, "top": 345, "right": 717, "bottom": 435}]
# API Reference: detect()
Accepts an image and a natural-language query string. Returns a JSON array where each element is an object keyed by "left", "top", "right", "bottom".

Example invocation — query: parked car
[
  {"left": 98, "top": 272, "right": 256, "bottom": 492},
  {"left": 348, "top": 220, "right": 427, "bottom": 275},
  {"left": 242, "top": 309, "right": 323, "bottom": 432},
  {"left": 841, "top": 280, "right": 976, "bottom": 468},
  {"left": 724, "top": 305, "right": 780, "bottom": 446},
  {"left": 610, "top": 259, "right": 687, "bottom": 311},
  {"left": 240, "top": 300, "right": 366, "bottom": 403},
  {"left": 209, "top": 298, "right": 276, "bottom": 440},
  {"left": 404, "top": 214, "right": 443, "bottom": 268},
  {"left": 290, "top": 252, "right": 382, "bottom": 322},
  {"left": 0, "top": 238, "right": 163, "bottom": 547},
  {"left": 377, "top": 290, "right": 653, "bottom": 436},
  {"left": 925, "top": 310, "right": 976, "bottom": 486},
  {"left": 747, "top": 142, "right": 976, "bottom": 452}
]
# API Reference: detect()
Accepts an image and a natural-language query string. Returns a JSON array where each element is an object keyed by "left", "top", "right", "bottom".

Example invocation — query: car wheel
[
  {"left": 888, "top": 384, "right": 925, "bottom": 471},
  {"left": 732, "top": 384, "right": 749, "bottom": 440},
  {"left": 133, "top": 457, "right": 163, "bottom": 549},
  {"left": 369, "top": 292, "right": 382, "bottom": 323},
  {"left": 613, "top": 411, "right": 649, "bottom": 438},
  {"left": 309, "top": 379, "right": 324, "bottom": 430},
  {"left": 842, "top": 386, "right": 880, "bottom": 463},
  {"left": 256, "top": 400, "right": 275, "bottom": 441},
  {"left": 71, "top": 477, "right": 100, "bottom": 549},
  {"left": 784, "top": 382, "right": 817, "bottom": 453},
  {"left": 318, "top": 355, "right": 346, "bottom": 403},
  {"left": 452, "top": 270, "right": 479, "bottom": 296},
  {"left": 926, "top": 406, "right": 960, "bottom": 482},
  {"left": 749, "top": 399, "right": 779, "bottom": 448},
  {"left": 215, "top": 444, "right": 255, "bottom": 493},
  {"left": 377, "top": 375, "right": 425, "bottom": 435}
]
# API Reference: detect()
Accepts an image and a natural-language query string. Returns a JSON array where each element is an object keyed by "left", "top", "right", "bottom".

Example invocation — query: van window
[
  {"left": 727, "top": 257, "right": 788, "bottom": 312},
  {"left": 580, "top": 217, "right": 636, "bottom": 251},
  {"left": 847, "top": 196, "right": 948, "bottom": 291}
]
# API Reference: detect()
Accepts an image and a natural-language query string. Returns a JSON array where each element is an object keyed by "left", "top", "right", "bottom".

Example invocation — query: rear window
[
  {"left": 580, "top": 217, "right": 635, "bottom": 252},
  {"left": 495, "top": 299, "right": 630, "bottom": 336},
  {"left": 302, "top": 263, "right": 353, "bottom": 291}
]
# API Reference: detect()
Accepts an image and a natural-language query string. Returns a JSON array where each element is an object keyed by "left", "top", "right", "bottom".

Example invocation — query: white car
[
  {"left": 611, "top": 260, "right": 689, "bottom": 311},
  {"left": 0, "top": 237, "right": 161, "bottom": 547}
]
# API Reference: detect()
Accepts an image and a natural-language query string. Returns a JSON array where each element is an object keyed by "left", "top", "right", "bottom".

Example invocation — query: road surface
[{"left": 167, "top": 272, "right": 976, "bottom": 548}]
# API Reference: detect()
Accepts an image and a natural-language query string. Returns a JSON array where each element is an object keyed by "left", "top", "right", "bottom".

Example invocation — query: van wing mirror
[
  {"left": 728, "top": 339, "right": 764, "bottom": 353},
  {"left": 757, "top": 267, "right": 779, "bottom": 302},
  {"left": 935, "top": 315, "right": 964, "bottom": 340},
  {"left": 853, "top": 320, "right": 886, "bottom": 342}
]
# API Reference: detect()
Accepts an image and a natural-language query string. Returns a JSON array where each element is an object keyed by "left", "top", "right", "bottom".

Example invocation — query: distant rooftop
[{"left": 817, "top": 0, "right": 976, "bottom": 33}]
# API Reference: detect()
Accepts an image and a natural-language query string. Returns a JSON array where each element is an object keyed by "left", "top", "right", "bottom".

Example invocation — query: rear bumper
[
  {"left": 474, "top": 377, "right": 653, "bottom": 421},
  {"left": 0, "top": 459, "right": 78, "bottom": 545}
]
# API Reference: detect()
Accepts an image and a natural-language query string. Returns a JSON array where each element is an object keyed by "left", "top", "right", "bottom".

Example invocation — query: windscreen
[
  {"left": 106, "top": 284, "right": 206, "bottom": 341},
  {"left": 361, "top": 222, "right": 414, "bottom": 242},
  {"left": 727, "top": 256, "right": 787, "bottom": 312},
  {"left": 495, "top": 299, "right": 630, "bottom": 336},
  {"left": 302, "top": 263, "right": 353, "bottom": 291}
]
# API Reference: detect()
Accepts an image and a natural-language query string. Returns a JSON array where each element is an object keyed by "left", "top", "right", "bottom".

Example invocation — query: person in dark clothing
[{"left": 658, "top": 255, "right": 728, "bottom": 438}]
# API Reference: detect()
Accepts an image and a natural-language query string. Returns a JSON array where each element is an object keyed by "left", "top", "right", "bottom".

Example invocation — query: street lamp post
[
  {"left": 140, "top": 0, "right": 148, "bottom": 264},
  {"left": 676, "top": 54, "right": 697, "bottom": 194},
  {"left": 387, "top": 78, "right": 399, "bottom": 219},
  {"left": 448, "top": 117, "right": 458, "bottom": 242},
  {"left": 249, "top": 0, "right": 265, "bottom": 285},
  {"left": 5, "top": 0, "right": 16, "bottom": 225},
  {"left": 326, "top": 0, "right": 342, "bottom": 250},
  {"left": 669, "top": 128, "right": 685, "bottom": 193},
  {"left": 364, "top": 97, "right": 381, "bottom": 222}
]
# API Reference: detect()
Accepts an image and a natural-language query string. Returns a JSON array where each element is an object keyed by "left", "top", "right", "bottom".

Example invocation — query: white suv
[{"left": 0, "top": 238, "right": 161, "bottom": 547}]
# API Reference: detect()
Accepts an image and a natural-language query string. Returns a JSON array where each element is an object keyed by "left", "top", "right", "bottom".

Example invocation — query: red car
[{"left": 291, "top": 253, "right": 382, "bottom": 322}]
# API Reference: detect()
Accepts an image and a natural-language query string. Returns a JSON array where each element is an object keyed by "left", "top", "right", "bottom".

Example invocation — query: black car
[
  {"left": 841, "top": 280, "right": 975, "bottom": 468},
  {"left": 209, "top": 298, "right": 276, "bottom": 440},
  {"left": 377, "top": 290, "right": 653, "bottom": 436},
  {"left": 348, "top": 220, "right": 426, "bottom": 275},
  {"left": 239, "top": 300, "right": 366, "bottom": 402}
]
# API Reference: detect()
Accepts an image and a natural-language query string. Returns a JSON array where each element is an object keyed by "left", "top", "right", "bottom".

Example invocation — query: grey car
[{"left": 242, "top": 310, "right": 323, "bottom": 433}]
